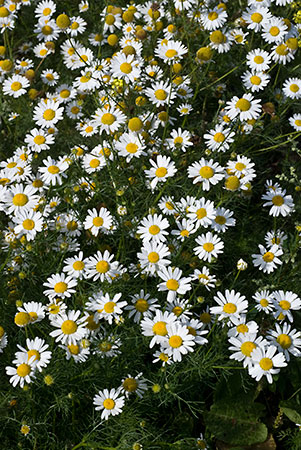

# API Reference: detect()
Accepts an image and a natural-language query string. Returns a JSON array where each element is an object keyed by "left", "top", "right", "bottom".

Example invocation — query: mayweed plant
[{"left": 0, "top": 0, "right": 300, "bottom": 449}]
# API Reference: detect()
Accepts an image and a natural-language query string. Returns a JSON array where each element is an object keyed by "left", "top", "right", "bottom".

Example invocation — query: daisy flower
[
  {"left": 140, "top": 310, "right": 177, "bottom": 348},
  {"left": 73, "top": 69, "right": 100, "bottom": 92},
  {"left": 145, "top": 80, "right": 176, "bottom": 107},
  {"left": 93, "top": 106, "right": 126, "bottom": 135},
  {"left": 246, "top": 48, "right": 271, "bottom": 72},
  {"left": 252, "top": 244, "right": 283, "bottom": 274},
  {"left": 6, "top": 353, "right": 37, "bottom": 388},
  {"left": 228, "top": 333, "right": 267, "bottom": 368},
  {"left": 241, "top": 70, "right": 270, "bottom": 92},
  {"left": 282, "top": 78, "right": 301, "bottom": 100},
  {"left": 272, "top": 290, "right": 301, "bottom": 322},
  {"left": 46, "top": 299, "right": 67, "bottom": 320},
  {"left": 115, "top": 132, "right": 146, "bottom": 162},
  {"left": 3, "top": 74, "right": 29, "bottom": 98},
  {"left": 39, "top": 156, "right": 69, "bottom": 186},
  {"left": 261, "top": 18, "right": 287, "bottom": 44},
  {"left": 158, "top": 196, "right": 176, "bottom": 216},
  {"left": 209, "top": 29, "right": 233, "bottom": 54},
  {"left": 200, "top": 7, "right": 228, "bottom": 31},
  {"left": 120, "top": 373, "right": 148, "bottom": 398},
  {"left": 33, "top": 100, "right": 64, "bottom": 128},
  {"left": 157, "top": 266, "right": 192, "bottom": 302},
  {"left": 60, "top": 341, "right": 90, "bottom": 363},
  {"left": 227, "top": 316, "right": 259, "bottom": 338},
  {"left": 271, "top": 43, "right": 296, "bottom": 65},
  {"left": 161, "top": 322, "right": 196, "bottom": 362},
  {"left": 50, "top": 310, "right": 88, "bottom": 345},
  {"left": 262, "top": 188, "right": 294, "bottom": 217},
  {"left": 63, "top": 251, "right": 88, "bottom": 280},
  {"left": 191, "top": 266, "right": 217, "bottom": 291},
  {"left": 171, "top": 218, "right": 197, "bottom": 241},
  {"left": 137, "top": 213, "right": 169, "bottom": 243},
  {"left": 267, "top": 323, "right": 301, "bottom": 361},
  {"left": 187, "top": 158, "right": 224, "bottom": 191},
  {"left": 253, "top": 290, "right": 274, "bottom": 313},
  {"left": 210, "top": 207, "right": 236, "bottom": 233},
  {"left": 67, "top": 16, "right": 87, "bottom": 36},
  {"left": 16, "top": 337, "right": 52, "bottom": 372},
  {"left": 194, "top": 232, "right": 224, "bottom": 263},
  {"left": 110, "top": 52, "right": 141, "bottom": 83},
  {"left": 203, "top": 124, "right": 235, "bottom": 152},
  {"left": 187, "top": 198, "right": 216, "bottom": 229},
  {"left": 248, "top": 344, "right": 287, "bottom": 384},
  {"left": 43, "top": 273, "right": 77, "bottom": 299},
  {"left": 289, "top": 114, "right": 301, "bottom": 131},
  {"left": 83, "top": 207, "right": 113, "bottom": 236},
  {"left": 225, "top": 93, "right": 261, "bottom": 122},
  {"left": 182, "top": 318, "right": 208, "bottom": 345},
  {"left": 152, "top": 350, "right": 173, "bottom": 366},
  {"left": 242, "top": 7, "right": 272, "bottom": 32},
  {"left": 13, "top": 210, "right": 43, "bottom": 241},
  {"left": 155, "top": 40, "right": 188, "bottom": 64},
  {"left": 24, "top": 128, "right": 55, "bottom": 152},
  {"left": 264, "top": 230, "right": 287, "bottom": 248},
  {"left": 41, "top": 69, "right": 59, "bottom": 86},
  {"left": 4, "top": 183, "right": 39, "bottom": 216},
  {"left": 166, "top": 298, "right": 192, "bottom": 321},
  {"left": 125, "top": 290, "right": 159, "bottom": 323},
  {"left": 93, "top": 293, "right": 127, "bottom": 325},
  {"left": 166, "top": 128, "right": 193, "bottom": 152},
  {"left": 85, "top": 250, "right": 120, "bottom": 282},
  {"left": 210, "top": 290, "right": 248, "bottom": 324},
  {"left": 144, "top": 155, "right": 177, "bottom": 191},
  {"left": 137, "top": 241, "right": 171, "bottom": 275},
  {"left": 93, "top": 388, "right": 125, "bottom": 420}
]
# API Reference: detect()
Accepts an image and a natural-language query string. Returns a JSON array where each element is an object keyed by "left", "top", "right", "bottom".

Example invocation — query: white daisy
[
  {"left": 50, "top": 310, "right": 88, "bottom": 345},
  {"left": 160, "top": 322, "right": 195, "bottom": 362},
  {"left": 252, "top": 244, "right": 283, "bottom": 274},
  {"left": 210, "top": 290, "right": 248, "bottom": 324},
  {"left": 93, "top": 388, "right": 125, "bottom": 420},
  {"left": 187, "top": 158, "right": 224, "bottom": 191},
  {"left": 194, "top": 232, "right": 224, "bottom": 262},
  {"left": 157, "top": 266, "right": 192, "bottom": 302},
  {"left": 248, "top": 344, "right": 287, "bottom": 384}
]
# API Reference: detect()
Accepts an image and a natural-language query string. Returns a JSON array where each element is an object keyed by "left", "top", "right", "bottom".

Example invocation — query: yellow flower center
[
  {"left": 196, "top": 208, "right": 207, "bottom": 220},
  {"left": 73, "top": 261, "right": 84, "bottom": 271},
  {"left": 0, "top": 326, "right": 4, "bottom": 338},
  {"left": 154, "top": 89, "right": 167, "bottom": 100},
  {"left": 166, "top": 279, "right": 179, "bottom": 291},
  {"left": 251, "top": 12, "right": 263, "bottom": 23},
  {"left": 11, "top": 82, "right": 22, "bottom": 91},
  {"left": 259, "top": 357, "right": 273, "bottom": 371},
  {"left": 7, "top": 162, "right": 17, "bottom": 168},
  {"left": 276, "top": 44, "right": 288, "bottom": 56},
  {"left": 155, "top": 167, "right": 167, "bottom": 178},
  {"left": 13, "top": 193, "right": 28, "bottom": 206},
  {"left": 14, "top": 312, "right": 30, "bottom": 326},
  {"left": 290, "top": 84, "right": 299, "bottom": 93},
  {"left": 149, "top": 225, "right": 160, "bottom": 235},
  {"left": 199, "top": 166, "right": 214, "bottom": 179},
  {"left": 279, "top": 300, "right": 291, "bottom": 311},
  {"left": 92, "top": 217, "right": 104, "bottom": 227},
  {"left": 96, "top": 260, "right": 109, "bottom": 273},
  {"left": 165, "top": 49, "right": 177, "bottom": 58},
  {"left": 215, "top": 215, "right": 226, "bottom": 225},
  {"left": 120, "top": 62, "right": 132, "bottom": 74},
  {"left": 126, "top": 143, "right": 138, "bottom": 153},
  {"left": 43, "top": 7, "right": 51, "bottom": 15},
  {"left": 101, "top": 113, "right": 115, "bottom": 125},
  {"left": 269, "top": 26, "right": 280, "bottom": 36},
  {"left": 16, "top": 363, "right": 31, "bottom": 377},
  {"left": 277, "top": 333, "right": 292, "bottom": 349},
  {"left": 210, "top": 30, "right": 225, "bottom": 44},
  {"left": 40, "top": 49, "right": 48, "bottom": 56},
  {"left": 71, "top": 21, "right": 79, "bottom": 30},
  {"left": 48, "top": 165, "right": 60, "bottom": 174},
  {"left": 54, "top": 282, "right": 67, "bottom": 293},
  {"left": 34, "top": 135, "right": 46, "bottom": 145},
  {"left": 213, "top": 132, "right": 225, "bottom": 142},
  {"left": 260, "top": 298, "right": 269, "bottom": 307},
  {"left": 71, "top": 106, "right": 80, "bottom": 114},
  {"left": 43, "top": 109, "right": 55, "bottom": 121},
  {"left": 241, "top": 341, "right": 256, "bottom": 357},
  {"left": 254, "top": 55, "right": 264, "bottom": 64},
  {"left": 203, "top": 243, "right": 214, "bottom": 252},
  {"left": 295, "top": 119, "right": 301, "bottom": 127},
  {"left": 99, "top": 341, "right": 112, "bottom": 352},
  {"left": 67, "top": 220, "right": 78, "bottom": 231},
  {"left": 208, "top": 11, "right": 218, "bottom": 20},
  {"left": 68, "top": 344, "right": 80, "bottom": 355},
  {"left": 173, "top": 306, "right": 183, "bottom": 316},
  {"left": 225, "top": 175, "right": 240, "bottom": 191},
  {"left": 148, "top": 252, "right": 159, "bottom": 263},
  {"left": 23, "top": 219, "right": 35, "bottom": 230},
  {"left": 105, "top": 14, "right": 115, "bottom": 25},
  {"left": 235, "top": 162, "right": 246, "bottom": 171},
  {"left": 262, "top": 252, "right": 274, "bottom": 262},
  {"left": 90, "top": 159, "right": 100, "bottom": 168},
  {"left": 135, "top": 298, "right": 149, "bottom": 312},
  {"left": 103, "top": 398, "right": 115, "bottom": 410},
  {"left": 237, "top": 324, "right": 248, "bottom": 334},
  {"left": 159, "top": 352, "right": 169, "bottom": 362},
  {"left": 200, "top": 312, "right": 211, "bottom": 323},
  {"left": 152, "top": 321, "right": 167, "bottom": 336},
  {"left": 250, "top": 75, "right": 261, "bottom": 85},
  {"left": 272, "top": 195, "right": 284, "bottom": 206},
  {"left": 29, "top": 312, "right": 38, "bottom": 322},
  {"left": 27, "top": 349, "right": 40, "bottom": 361},
  {"left": 104, "top": 301, "right": 116, "bottom": 313},
  {"left": 223, "top": 302, "right": 237, "bottom": 314},
  {"left": 180, "top": 229, "right": 189, "bottom": 237},
  {"left": 236, "top": 98, "right": 251, "bottom": 111},
  {"left": 169, "top": 335, "right": 183, "bottom": 348},
  {"left": 61, "top": 320, "right": 77, "bottom": 335},
  {"left": 123, "top": 377, "right": 138, "bottom": 392}
]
